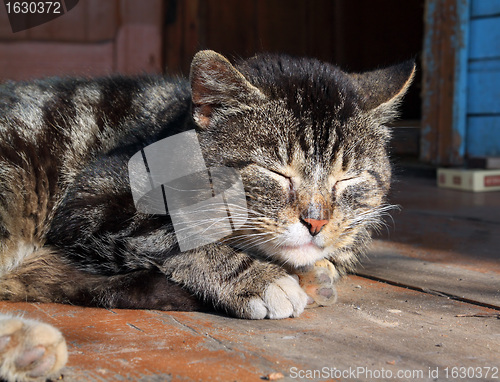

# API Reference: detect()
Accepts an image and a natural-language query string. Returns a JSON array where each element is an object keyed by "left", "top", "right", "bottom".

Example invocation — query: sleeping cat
[{"left": 0, "top": 50, "right": 414, "bottom": 381}]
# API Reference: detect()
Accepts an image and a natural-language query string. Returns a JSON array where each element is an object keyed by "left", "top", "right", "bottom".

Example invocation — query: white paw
[
  {"left": 0, "top": 315, "right": 67, "bottom": 382},
  {"left": 246, "top": 276, "right": 308, "bottom": 319}
]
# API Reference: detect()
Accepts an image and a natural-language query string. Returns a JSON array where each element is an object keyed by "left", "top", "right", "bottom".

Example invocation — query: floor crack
[
  {"left": 355, "top": 272, "right": 500, "bottom": 311},
  {"left": 168, "top": 315, "right": 201, "bottom": 336},
  {"left": 127, "top": 323, "right": 145, "bottom": 332}
]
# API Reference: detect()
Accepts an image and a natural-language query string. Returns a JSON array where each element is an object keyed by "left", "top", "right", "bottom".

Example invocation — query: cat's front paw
[
  {"left": 295, "top": 259, "right": 339, "bottom": 308},
  {"left": 245, "top": 275, "right": 308, "bottom": 319},
  {"left": 0, "top": 316, "right": 67, "bottom": 382}
]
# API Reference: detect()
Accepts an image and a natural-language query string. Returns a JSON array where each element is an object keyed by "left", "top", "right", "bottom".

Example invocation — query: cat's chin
[{"left": 263, "top": 242, "right": 327, "bottom": 268}]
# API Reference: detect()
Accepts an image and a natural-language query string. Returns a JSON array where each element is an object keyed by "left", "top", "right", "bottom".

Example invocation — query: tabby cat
[{"left": 0, "top": 50, "right": 414, "bottom": 381}]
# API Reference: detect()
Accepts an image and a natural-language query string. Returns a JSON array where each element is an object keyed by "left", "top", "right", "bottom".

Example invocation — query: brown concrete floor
[{"left": 1, "top": 174, "right": 499, "bottom": 381}]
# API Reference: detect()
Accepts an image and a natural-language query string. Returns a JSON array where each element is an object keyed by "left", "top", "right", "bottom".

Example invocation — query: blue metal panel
[
  {"left": 469, "top": 59, "right": 500, "bottom": 71},
  {"left": 468, "top": 69, "right": 500, "bottom": 114},
  {"left": 467, "top": 0, "right": 500, "bottom": 157},
  {"left": 453, "top": 0, "right": 470, "bottom": 162},
  {"left": 469, "top": 17, "right": 500, "bottom": 59},
  {"left": 471, "top": 0, "right": 500, "bottom": 17},
  {"left": 466, "top": 6, "right": 500, "bottom": 157},
  {"left": 467, "top": 117, "right": 500, "bottom": 156}
]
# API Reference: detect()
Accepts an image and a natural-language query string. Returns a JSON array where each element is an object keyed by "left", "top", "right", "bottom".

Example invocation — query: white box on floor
[{"left": 437, "top": 168, "right": 500, "bottom": 192}]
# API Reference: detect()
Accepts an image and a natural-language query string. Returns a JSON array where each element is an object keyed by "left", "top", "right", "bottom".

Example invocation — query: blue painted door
[{"left": 466, "top": 0, "right": 500, "bottom": 157}]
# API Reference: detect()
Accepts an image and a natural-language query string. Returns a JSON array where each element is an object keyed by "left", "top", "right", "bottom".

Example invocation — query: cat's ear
[
  {"left": 350, "top": 60, "right": 416, "bottom": 119},
  {"left": 190, "top": 50, "right": 265, "bottom": 128}
]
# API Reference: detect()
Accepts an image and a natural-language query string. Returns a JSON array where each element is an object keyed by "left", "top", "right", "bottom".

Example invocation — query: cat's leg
[
  {"left": 0, "top": 313, "right": 67, "bottom": 382},
  {"left": 10, "top": 244, "right": 308, "bottom": 319},
  {"left": 5, "top": 243, "right": 307, "bottom": 319},
  {"left": 0, "top": 246, "right": 204, "bottom": 312},
  {"left": 0, "top": 241, "right": 306, "bottom": 320},
  {"left": 160, "top": 245, "right": 309, "bottom": 319},
  {"left": 97, "top": 247, "right": 307, "bottom": 319}
]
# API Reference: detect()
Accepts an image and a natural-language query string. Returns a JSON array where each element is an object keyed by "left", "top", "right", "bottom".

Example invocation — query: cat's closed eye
[
  {"left": 259, "top": 167, "right": 295, "bottom": 189},
  {"left": 332, "top": 175, "right": 363, "bottom": 195}
]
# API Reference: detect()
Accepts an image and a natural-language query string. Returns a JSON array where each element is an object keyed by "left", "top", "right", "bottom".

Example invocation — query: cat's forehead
[
  {"left": 239, "top": 54, "right": 360, "bottom": 113},
  {"left": 240, "top": 56, "right": 361, "bottom": 149}
]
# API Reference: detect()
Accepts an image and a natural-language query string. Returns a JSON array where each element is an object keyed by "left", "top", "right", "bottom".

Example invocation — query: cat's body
[{"left": 0, "top": 51, "right": 414, "bottom": 381}]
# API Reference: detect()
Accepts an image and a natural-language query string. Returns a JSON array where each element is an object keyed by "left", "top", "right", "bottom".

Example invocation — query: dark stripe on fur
[{"left": 222, "top": 255, "right": 255, "bottom": 283}]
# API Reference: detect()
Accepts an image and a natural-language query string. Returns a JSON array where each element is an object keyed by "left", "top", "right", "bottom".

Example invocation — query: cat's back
[
  {"left": 1, "top": 74, "right": 190, "bottom": 140},
  {"left": 0, "top": 74, "right": 191, "bottom": 183}
]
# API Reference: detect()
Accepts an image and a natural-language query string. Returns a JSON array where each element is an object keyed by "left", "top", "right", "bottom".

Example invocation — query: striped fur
[{"left": 1, "top": 51, "right": 414, "bottom": 315}]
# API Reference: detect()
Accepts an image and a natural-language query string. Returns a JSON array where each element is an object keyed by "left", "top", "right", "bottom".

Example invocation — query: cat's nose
[{"left": 301, "top": 218, "right": 329, "bottom": 236}]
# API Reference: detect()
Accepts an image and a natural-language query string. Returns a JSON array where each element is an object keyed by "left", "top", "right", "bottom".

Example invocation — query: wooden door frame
[{"left": 421, "top": 0, "right": 470, "bottom": 166}]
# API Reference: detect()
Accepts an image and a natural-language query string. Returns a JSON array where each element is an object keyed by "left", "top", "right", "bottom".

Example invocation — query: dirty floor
[{"left": 1, "top": 173, "right": 499, "bottom": 381}]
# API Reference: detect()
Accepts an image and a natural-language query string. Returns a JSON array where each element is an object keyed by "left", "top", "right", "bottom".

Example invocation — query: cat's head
[{"left": 190, "top": 50, "right": 414, "bottom": 270}]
